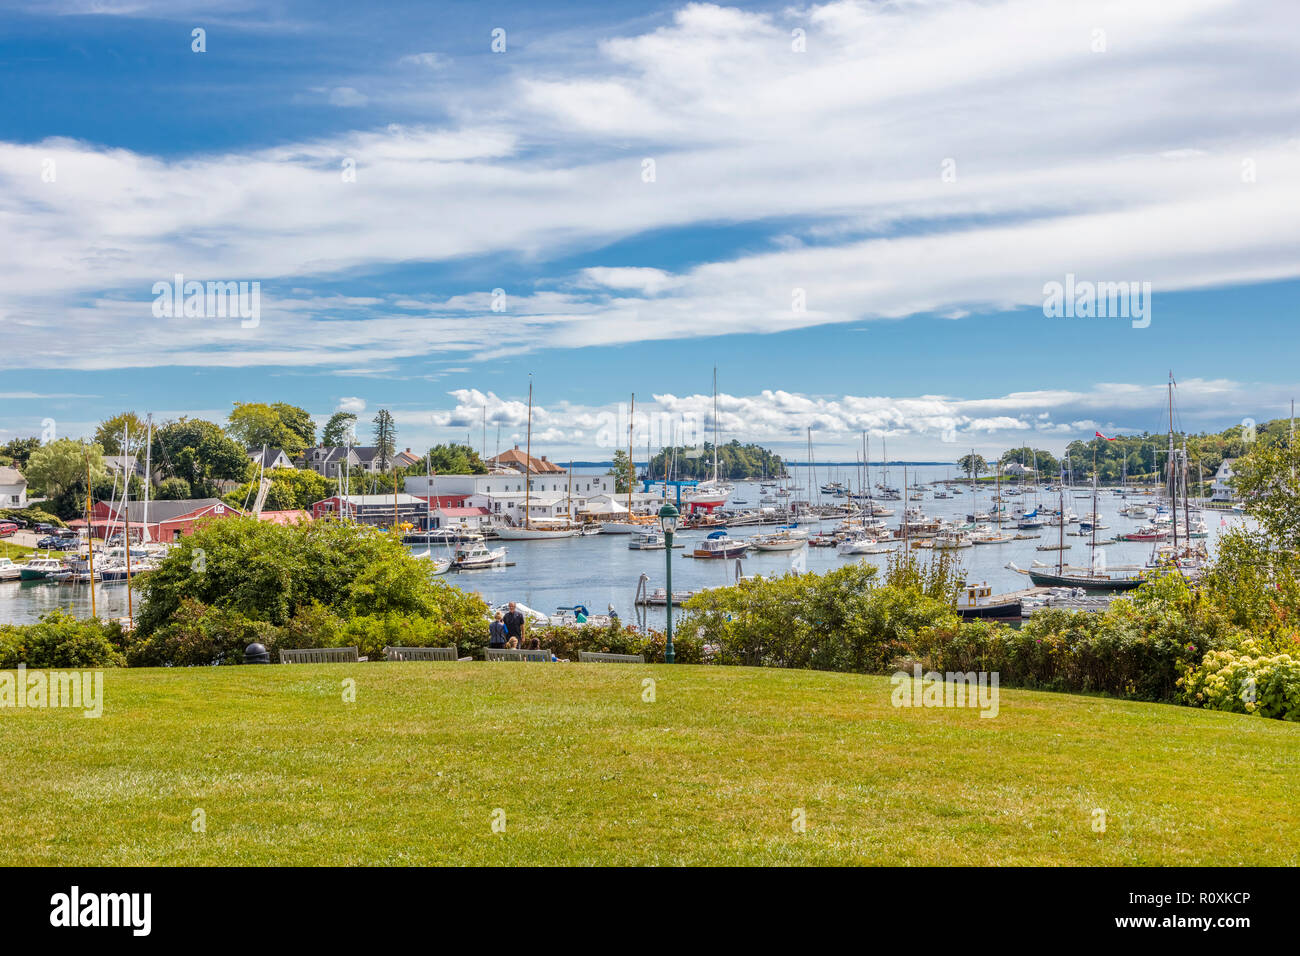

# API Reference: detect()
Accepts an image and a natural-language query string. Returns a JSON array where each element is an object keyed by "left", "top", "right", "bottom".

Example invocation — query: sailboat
[
  {"left": 1027, "top": 479, "right": 1145, "bottom": 591},
  {"left": 495, "top": 379, "right": 578, "bottom": 539},
  {"left": 410, "top": 453, "right": 452, "bottom": 573},
  {"left": 601, "top": 393, "right": 658, "bottom": 534},
  {"left": 682, "top": 367, "right": 733, "bottom": 512}
]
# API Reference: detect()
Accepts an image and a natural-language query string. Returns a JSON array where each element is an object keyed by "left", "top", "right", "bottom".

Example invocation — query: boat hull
[
  {"left": 957, "top": 600, "right": 1023, "bottom": 621},
  {"left": 1027, "top": 570, "right": 1143, "bottom": 591}
]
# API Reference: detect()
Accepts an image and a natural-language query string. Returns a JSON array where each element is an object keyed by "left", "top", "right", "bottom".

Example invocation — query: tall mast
[
  {"left": 142, "top": 413, "right": 152, "bottom": 543},
  {"left": 122, "top": 424, "right": 134, "bottom": 630},
  {"left": 1168, "top": 372, "right": 1178, "bottom": 553},
  {"left": 524, "top": 377, "right": 533, "bottom": 530},
  {"left": 84, "top": 449, "right": 96, "bottom": 619},
  {"left": 712, "top": 366, "right": 719, "bottom": 484},
  {"left": 567, "top": 461, "right": 574, "bottom": 525},
  {"left": 627, "top": 393, "right": 635, "bottom": 513},
  {"left": 1057, "top": 484, "right": 1065, "bottom": 575}
]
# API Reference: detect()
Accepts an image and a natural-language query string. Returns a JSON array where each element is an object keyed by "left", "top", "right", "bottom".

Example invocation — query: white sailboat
[{"left": 496, "top": 380, "right": 578, "bottom": 540}]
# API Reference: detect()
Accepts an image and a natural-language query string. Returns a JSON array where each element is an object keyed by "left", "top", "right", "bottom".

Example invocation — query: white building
[
  {"left": 0, "top": 466, "right": 27, "bottom": 508},
  {"left": 404, "top": 471, "right": 615, "bottom": 500},
  {"left": 1210, "top": 459, "right": 1237, "bottom": 502}
]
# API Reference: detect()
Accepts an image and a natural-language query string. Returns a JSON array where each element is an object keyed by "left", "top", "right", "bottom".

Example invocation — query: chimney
[
  {"left": 514, "top": 444, "right": 520, "bottom": 450},
  {"left": 541, "top": 455, "right": 548, "bottom": 462}
]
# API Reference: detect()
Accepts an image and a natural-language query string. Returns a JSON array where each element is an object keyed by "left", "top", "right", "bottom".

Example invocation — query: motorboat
[
  {"left": 628, "top": 530, "right": 667, "bottom": 550},
  {"left": 19, "top": 557, "right": 70, "bottom": 581},
  {"left": 453, "top": 537, "right": 507, "bottom": 569},
  {"left": 748, "top": 526, "right": 809, "bottom": 551},
  {"left": 0, "top": 557, "right": 21, "bottom": 581},
  {"left": 692, "top": 530, "right": 749, "bottom": 559},
  {"left": 955, "top": 581, "right": 1022, "bottom": 621}
]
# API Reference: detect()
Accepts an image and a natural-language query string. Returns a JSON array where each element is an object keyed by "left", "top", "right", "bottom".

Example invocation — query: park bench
[
  {"left": 280, "top": 647, "right": 364, "bottom": 664},
  {"left": 577, "top": 651, "right": 645, "bottom": 664},
  {"left": 484, "top": 648, "right": 552, "bottom": 662},
  {"left": 384, "top": 646, "right": 459, "bottom": 662}
]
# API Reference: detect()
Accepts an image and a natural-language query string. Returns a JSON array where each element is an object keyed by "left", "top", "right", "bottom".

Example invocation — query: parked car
[
  {"left": 0, "top": 522, "right": 17, "bottom": 538},
  {"left": 34, "top": 523, "right": 57, "bottom": 534}
]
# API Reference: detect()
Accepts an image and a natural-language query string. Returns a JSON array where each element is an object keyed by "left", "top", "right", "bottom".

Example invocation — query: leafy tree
[
  {"left": 226, "top": 402, "right": 313, "bottom": 456},
  {"left": 1231, "top": 435, "right": 1300, "bottom": 554},
  {"left": 607, "top": 449, "right": 633, "bottom": 494},
  {"left": 156, "top": 419, "right": 251, "bottom": 497},
  {"left": 373, "top": 409, "right": 396, "bottom": 471},
  {"left": 25, "top": 439, "right": 106, "bottom": 499},
  {"left": 648, "top": 440, "right": 784, "bottom": 481},
  {"left": 130, "top": 518, "right": 489, "bottom": 665},
  {"left": 425, "top": 443, "right": 487, "bottom": 475},
  {"left": 272, "top": 402, "right": 315, "bottom": 449},
  {"left": 94, "top": 412, "right": 146, "bottom": 455},
  {"left": 224, "top": 468, "right": 336, "bottom": 511},
  {"left": 0, "top": 437, "right": 40, "bottom": 470},
  {"left": 154, "top": 477, "right": 193, "bottom": 500},
  {"left": 321, "top": 411, "right": 358, "bottom": 447},
  {"left": 999, "top": 447, "right": 1060, "bottom": 479},
  {"left": 956, "top": 453, "right": 989, "bottom": 480}
]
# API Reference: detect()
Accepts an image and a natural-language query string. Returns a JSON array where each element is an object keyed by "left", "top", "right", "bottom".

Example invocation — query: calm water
[{"left": 0, "top": 464, "right": 1248, "bottom": 628}]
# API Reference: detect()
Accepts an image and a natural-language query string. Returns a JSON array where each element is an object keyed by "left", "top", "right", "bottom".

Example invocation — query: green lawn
[
  {"left": 1, "top": 663, "right": 1296, "bottom": 865},
  {"left": 0, "top": 540, "right": 34, "bottom": 560}
]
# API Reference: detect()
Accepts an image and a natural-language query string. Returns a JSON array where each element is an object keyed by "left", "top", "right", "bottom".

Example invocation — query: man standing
[{"left": 503, "top": 601, "right": 526, "bottom": 647}]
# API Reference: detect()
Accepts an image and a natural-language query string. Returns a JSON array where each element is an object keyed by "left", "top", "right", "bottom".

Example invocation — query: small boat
[
  {"left": 955, "top": 581, "right": 1022, "bottom": 621},
  {"left": 600, "top": 517, "right": 658, "bottom": 534},
  {"left": 837, "top": 533, "right": 893, "bottom": 555},
  {"left": 19, "top": 557, "right": 69, "bottom": 581},
  {"left": 0, "top": 557, "right": 21, "bottom": 581},
  {"left": 692, "top": 530, "right": 749, "bottom": 559},
  {"left": 1116, "top": 524, "right": 1167, "bottom": 542},
  {"left": 931, "top": 529, "right": 973, "bottom": 550},
  {"left": 453, "top": 538, "right": 507, "bottom": 569},
  {"left": 969, "top": 528, "right": 1015, "bottom": 545},
  {"left": 412, "top": 550, "right": 453, "bottom": 574},
  {"left": 628, "top": 530, "right": 667, "bottom": 550},
  {"left": 748, "top": 526, "right": 809, "bottom": 551}
]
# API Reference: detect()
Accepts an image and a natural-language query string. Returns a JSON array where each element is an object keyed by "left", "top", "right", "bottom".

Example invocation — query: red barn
[{"left": 84, "top": 498, "right": 245, "bottom": 542}]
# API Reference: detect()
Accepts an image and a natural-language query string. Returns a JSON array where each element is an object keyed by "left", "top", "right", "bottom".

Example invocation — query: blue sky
[{"left": 1, "top": 0, "right": 1298, "bottom": 462}]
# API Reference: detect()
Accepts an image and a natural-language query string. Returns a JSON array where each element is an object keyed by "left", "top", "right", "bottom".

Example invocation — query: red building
[{"left": 77, "top": 498, "right": 246, "bottom": 542}]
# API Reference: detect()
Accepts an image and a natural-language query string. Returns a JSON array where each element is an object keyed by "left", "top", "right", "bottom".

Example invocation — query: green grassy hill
[{"left": 1, "top": 664, "right": 1296, "bottom": 865}]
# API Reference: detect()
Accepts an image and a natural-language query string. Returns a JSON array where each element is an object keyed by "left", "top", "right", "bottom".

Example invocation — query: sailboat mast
[
  {"left": 122, "top": 424, "right": 134, "bottom": 629},
  {"left": 712, "top": 367, "right": 719, "bottom": 484},
  {"left": 524, "top": 378, "right": 533, "bottom": 530},
  {"left": 627, "top": 393, "right": 635, "bottom": 514},
  {"left": 1168, "top": 373, "right": 1178, "bottom": 553},
  {"left": 84, "top": 450, "right": 96, "bottom": 618},
  {"left": 142, "top": 413, "right": 152, "bottom": 543}
]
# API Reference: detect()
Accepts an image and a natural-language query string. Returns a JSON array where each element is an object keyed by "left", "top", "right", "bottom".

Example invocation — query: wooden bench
[
  {"left": 279, "top": 647, "right": 364, "bottom": 664},
  {"left": 384, "top": 646, "right": 458, "bottom": 662},
  {"left": 484, "top": 648, "right": 552, "bottom": 662},
  {"left": 577, "top": 651, "right": 645, "bottom": 664}
]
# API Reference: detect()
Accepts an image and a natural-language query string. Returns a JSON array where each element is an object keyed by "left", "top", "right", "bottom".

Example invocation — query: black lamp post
[{"left": 658, "top": 501, "right": 680, "bottom": 663}]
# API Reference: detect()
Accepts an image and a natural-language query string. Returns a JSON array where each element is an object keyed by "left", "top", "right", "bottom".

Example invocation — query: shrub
[
  {"left": 526, "top": 620, "right": 699, "bottom": 663},
  {"left": 1181, "top": 643, "right": 1300, "bottom": 721},
  {"left": 0, "top": 610, "right": 125, "bottom": 668}
]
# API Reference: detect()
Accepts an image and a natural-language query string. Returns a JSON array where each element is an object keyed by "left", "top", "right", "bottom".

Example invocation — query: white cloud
[
  {"left": 337, "top": 396, "right": 366, "bottom": 413},
  {"left": 0, "top": 0, "right": 1296, "bottom": 375}
]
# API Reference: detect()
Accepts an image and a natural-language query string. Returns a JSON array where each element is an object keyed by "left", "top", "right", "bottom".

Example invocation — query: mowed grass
[{"left": 1, "top": 663, "right": 1297, "bottom": 865}]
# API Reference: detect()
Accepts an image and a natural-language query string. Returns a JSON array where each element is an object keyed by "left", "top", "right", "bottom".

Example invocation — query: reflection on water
[{"left": 0, "top": 464, "right": 1250, "bottom": 629}]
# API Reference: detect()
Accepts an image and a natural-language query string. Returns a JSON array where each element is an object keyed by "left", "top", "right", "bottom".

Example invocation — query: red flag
[{"left": 1095, "top": 431, "right": 1117, "bottom": 440}]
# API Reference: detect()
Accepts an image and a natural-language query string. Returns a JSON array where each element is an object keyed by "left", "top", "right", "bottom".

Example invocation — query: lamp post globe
[{"left": 658, "top": 502, "right": 680, "bottom": 663}]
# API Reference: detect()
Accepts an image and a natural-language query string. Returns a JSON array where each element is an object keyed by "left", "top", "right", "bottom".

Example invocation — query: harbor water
[{"left": 0, "top": 465, "right": 1247, "bottom": 628}]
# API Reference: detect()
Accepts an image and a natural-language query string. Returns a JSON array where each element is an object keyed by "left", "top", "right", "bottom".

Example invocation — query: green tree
[
  {"left": 957, "top": 453, "right": 989, "bottom": 480},
  {"left": 226, "top": 403, "right": 313, "bottom": 456},
  {"left": 25, "top": 439, "right": 106, "bottom": 499},
  {"left": 224, "top": 468, "right": 336, "bottom": 511},
  {"left": 0, "top": 437, "right": 40, "bottom": 470},
  {"left": 156, "top": 419, "right": 251, "bottom": 497},
  {"left": 425, "top": 443, "right": 487, "bottom": 475},
  {"left": 373, "top": 409, "right": 396, "bottom": 471},
  {"left": 94, "top": 412, "right": 146, "bottom": 456},
  {"left": 321, "top": 411, "right": 358, "bottom": 447},
  {"left": 607, "top": 449, "right": 633, "bottom": 494}
]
